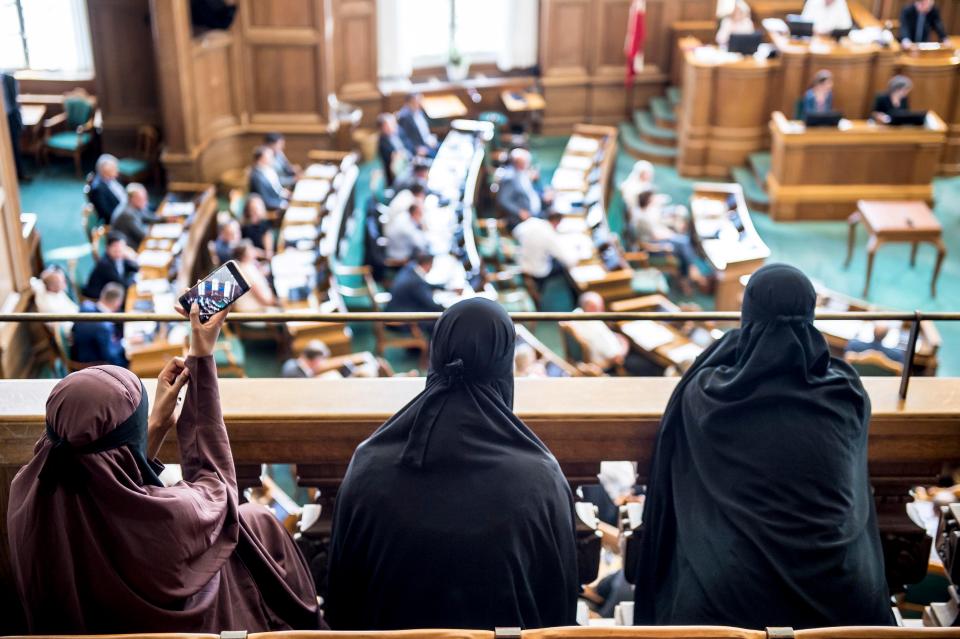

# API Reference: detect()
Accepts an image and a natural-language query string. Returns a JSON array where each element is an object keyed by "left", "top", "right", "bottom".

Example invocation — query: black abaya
[
  {"left": 632, "top": 263, "right": 894, "bottom": 628},
  {"left": 327, "top": 298, "right": 579, "bottom": 630}
]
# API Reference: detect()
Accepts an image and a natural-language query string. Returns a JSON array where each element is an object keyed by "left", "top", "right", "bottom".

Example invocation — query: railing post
[{"left": 899, "top": 311, "right": 922, "bottom": 401}]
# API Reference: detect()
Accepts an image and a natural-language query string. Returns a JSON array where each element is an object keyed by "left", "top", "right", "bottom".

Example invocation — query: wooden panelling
[
  {"left": 541, "top": 0, "right": 593, "bottom": 77},
  {"left": 248, "top": 45, "right": 322, "bottom": 115},
  {"left": 86, "top": 0, "right": 159, "bottom": 153},
  {"left": 594, "top": 0, "right": 632, "bottom": 77},
  {"left": 644, "top": 0, "right": 715, "bottom": 73},
  {"left": 332, "top": 0, "right": 379, "bottom": 100},
  {"left": 192, "top": 34, "right": 240, "bottom": 138},
  {"left": 248, "top": 0, "right": 317, "bottom": 27}
]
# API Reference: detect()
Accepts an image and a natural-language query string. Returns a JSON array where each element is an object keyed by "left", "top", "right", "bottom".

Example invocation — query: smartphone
[{"left": 178, "top": 260, "right": 251, "bottom": 323}]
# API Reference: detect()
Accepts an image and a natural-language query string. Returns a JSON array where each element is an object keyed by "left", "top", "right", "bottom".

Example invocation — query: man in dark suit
[
  {"left": 111, "top": 183, "right": 159, "bottom": 247},
  {"left": 82, "top": 231, "right": 139, "bottom": 299},
  {"left": 900, "top": 0, "right": 950, "bottom": 44},
  {"left": 386, "top": 252, "right": 443, "bottom": 335},
  {"left": 249, "top": 145, "right": 289, "bottom": 211},
  {"left": 72, "top": 282, "right": 128, "bottom": 367},
  {"left": 497, "top": 148, "right": 552, "bottom": 231},
  {"left": 396, "top": 93, "right": 438, "bottom": 157},
  {"left": 377, "top": 112, "right": 410, "bottom": 187},
  {"left": 2, "top": 72, "right": 28, "bottom": 182},
  {"left": 264, "top": 132, "right": 300, "bottom": 187},
  {"left": 88, "top": 154, "right": 128, "bottom": 224},
  {"left": 280, "top": 340, "right": 331, "bottom": 378}
]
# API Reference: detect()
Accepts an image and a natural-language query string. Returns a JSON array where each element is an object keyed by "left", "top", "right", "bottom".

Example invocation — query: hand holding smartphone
[{"left": 178, "top": 260, "right": 251, "bottom": 324}]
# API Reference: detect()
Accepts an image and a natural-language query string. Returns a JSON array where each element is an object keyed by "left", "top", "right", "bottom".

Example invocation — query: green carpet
[{"left": 18, "top": 137, "right": 960, "bottom": 377}]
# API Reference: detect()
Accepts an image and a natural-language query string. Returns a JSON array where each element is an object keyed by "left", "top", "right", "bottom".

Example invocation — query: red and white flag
[{"left": 625, "top": 0, "right": 646, "bottom": 85}]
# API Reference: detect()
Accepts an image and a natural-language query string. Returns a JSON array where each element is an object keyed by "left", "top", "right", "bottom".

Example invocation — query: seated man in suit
[
  {"left": 386, "top": 252, "right": 443, "bottom": 335},
  {"left": 846, "top": 323, "right": 905, "bottom": 363},
  {"left": 900, "top": 0, "right": 950, "bottom": 45},
  {"left": 82, "top": 231, "right": 139, "bottom": 299},
  {"left": 377, "top": 112, "right": 411, "bottom": 187},
  {"left": 385, "top": 202, "right": 429, "bottom": 263},
  {"left": 396, "top": 93, "right": 439, "bottom": 157},
  {"left": 88, "top": 154, "right": 128, "bottom": 224},
  {"left": 281, "top": 340, "right": 332, "bottom": 378},
  {"left": 513, "top": 211, "right": 579, "bottom": 291},
  {"left": 249, "top": 145, "right": 290, "bottom": 211},
  {"left": 801, "top": 0, "right": 852, "bottom": 34},
  {"left": 30, "top": 266, "right": 79, "bottom": 332},
  {"left": 111, "top": 183, "right": 159, "bottom": 247},
  {"left": 265, "top": 132, "right": 300, "bottom": 188},
  {"left": 497, "top": 148, "right": 553, "bottom": 231},
  {"left": 72, "top": 282, "right": 128, "bottom": 367}
]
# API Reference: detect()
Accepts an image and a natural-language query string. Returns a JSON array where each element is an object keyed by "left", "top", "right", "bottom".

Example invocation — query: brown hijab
[{"left": 8, "top": 359, "right": 321, "bottom": 632}]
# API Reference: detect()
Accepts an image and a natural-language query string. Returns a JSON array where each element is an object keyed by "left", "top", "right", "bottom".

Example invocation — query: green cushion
[
  {"left": 117, "top": 158, "right": 148, "bottom": 177},
  {"left": 64, "top": 97, "right": 93, "bottom": 129},
  {"left": 47, "top": 131, "right": 92, "bottom": 151}
]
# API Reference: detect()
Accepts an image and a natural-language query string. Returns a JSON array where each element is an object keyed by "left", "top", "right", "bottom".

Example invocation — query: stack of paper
[
  {"left": 305, "top": 163, "right": 338, "bottom": 179},
  {"left": 284, "top": 206, "right": 320, "bottom": 224},
  {"left": 292, "top": 179, "right": 331, "bottom": 203},
  {"left": 621, "top": 320, "right": 676, "bottom": 351},
  {"left": 162, "top": 201, "right": 195, "bottom": 217},
  {"left": 149, "top": 223, "right": 184, "bottom": 239},
  {"left": 138, "top": 250, "right": 173, "bottom": 268},
  {"left": 567, "top": 135, "right": 600, "bottom": 155}
]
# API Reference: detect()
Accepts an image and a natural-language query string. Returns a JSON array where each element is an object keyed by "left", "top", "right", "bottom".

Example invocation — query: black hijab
[
  {"left": 632, "top": 264, "right": 894, "bottom": 628},
  {"left": 326, "top": 297, "right": 579, "bottom": 630}
]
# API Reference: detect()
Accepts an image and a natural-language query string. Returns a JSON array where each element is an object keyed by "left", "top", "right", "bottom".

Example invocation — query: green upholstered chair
[
  {"left": 43, "top": 93, "right": 98, "bottom": 176},
  {"left": 117, "top": 125, "right": 159, "bottom": 184}
]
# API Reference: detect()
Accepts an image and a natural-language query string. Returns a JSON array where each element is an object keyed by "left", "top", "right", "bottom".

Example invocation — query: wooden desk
[
  {"left": 421, "top": 94, "right": 468, "bottom": 120},
  {"left": 678, "top": 43, "right": 781, "bottom": 177},
  {"left": 501, "top": 90, "right": 545, "bottom": 112},
  {"left": 767, "top": 111, "right": 946, "bottom": 220},
  {"left": 845, "top": 200, "right": 947, "bottom": 297},
  {"left": 690, "top": 182, "right": 770, "bottom": 310}
]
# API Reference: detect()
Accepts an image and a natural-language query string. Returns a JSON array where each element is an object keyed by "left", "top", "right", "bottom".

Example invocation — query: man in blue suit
[
  {"left": 396, "top": 93, "right": 438, "bottom": 157},
  {"left": 386, "top": 252, "right": 444, "bottom": 336},
  {"left": 248, "top": 145, "right": 289, "bottom": 210},
  {"left": 72, "top": 282, "right": 128, "bottom": 367},
  {"left": 88, "top": 154, "right": 128, "bottom": 224}
]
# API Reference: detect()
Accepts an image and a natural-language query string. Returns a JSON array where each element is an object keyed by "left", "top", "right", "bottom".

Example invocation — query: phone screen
[{"left": 179, "top": 260, "right": 251, "bottom": 323}]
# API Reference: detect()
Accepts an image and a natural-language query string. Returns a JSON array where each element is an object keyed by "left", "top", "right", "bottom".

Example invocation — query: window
[
  {"left": 0, "top": 0, "right": 94, "bottom": 75},
  {"left": 378, "top": 0, "right": 538, "bottom": 79}
]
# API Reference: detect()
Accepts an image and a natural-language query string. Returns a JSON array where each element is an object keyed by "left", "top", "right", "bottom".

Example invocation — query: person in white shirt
[
  {"left": 513, "top": 212, "right": 579, "bottom": 289},
  {"left": 801, "top": 0, "right": 853, "bottom": 34},
  {"left": 31, "top": 267, "right": 79, "bottom": 332},
  {"left": 387, "top": 182, "right": 427, "bottom": 226},
  {"left": 619, "top": 160, "right": 655, "bottom": 218},
  {"left": 717, "top": 1, "right": 756, "bottom": 47},
  {"left": 385, "top": 202, "right": 429, "bottom": 262},
  {"left": 572, "top": 292, "right": 631, "bottom": 372}
]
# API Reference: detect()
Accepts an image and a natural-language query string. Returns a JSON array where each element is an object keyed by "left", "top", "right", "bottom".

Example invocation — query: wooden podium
[{"left": 767, "top": 111, "right": 946, "bottom": 220}]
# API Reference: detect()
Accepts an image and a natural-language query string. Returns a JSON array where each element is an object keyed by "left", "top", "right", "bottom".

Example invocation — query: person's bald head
[
  {"left": 509, "top": 148, "right": 532, "bottom": 170},
  {"left": 41, "top": 267, "right": 67, "bottom": 294},
  {"left": 127, "top": 183, "right": 148, "bottom": 210},
  {"left": 99, "top": 282, "right": 125, "bottom": 311},
  {"left": 96, "top": 154, "right": 118, "bottom": 180},
  {"left": 579, "top": 291, "right": 606, "bottom": 313}
]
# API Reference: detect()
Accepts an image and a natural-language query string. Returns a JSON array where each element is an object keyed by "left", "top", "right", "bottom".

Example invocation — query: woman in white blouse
[{"left": 717, "top": 1, "right": 756, "bottom": 48}]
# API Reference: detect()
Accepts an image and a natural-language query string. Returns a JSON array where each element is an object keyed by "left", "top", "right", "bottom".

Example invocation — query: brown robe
[{"left": 8, "top": 357, "right": 323, "bottom": 632}]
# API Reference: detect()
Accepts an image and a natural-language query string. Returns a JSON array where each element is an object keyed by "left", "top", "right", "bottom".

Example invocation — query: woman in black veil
[
  {"left": 632, "top": 263, "right": 894, "bottom": 628},
  {"left": 327, "top": 297, "right": 579, "bottom": 630}
]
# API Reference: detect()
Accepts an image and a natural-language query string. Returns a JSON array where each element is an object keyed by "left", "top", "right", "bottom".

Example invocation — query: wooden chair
[
  {"left": 42, "top": 91, "right": 98, "bottom": 176},
  {"left": 49, "top": 324, "right": 101, "bottom": 375},
  {"left": 559, "top": 320, "right": 626, "bottom": 376},
  {"left": 329, "top": 263, "right": 428, "bottom": 369},
  {"left": 117, "top": 125, "right": 160, "bottom": 185},
  {"left": 843, "top": 349, "right": 904, "bottom": 376}
]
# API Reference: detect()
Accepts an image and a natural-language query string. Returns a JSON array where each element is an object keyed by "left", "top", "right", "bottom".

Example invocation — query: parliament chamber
[{"left": 0, "top": 0, "right": 960, "bottom": 635}]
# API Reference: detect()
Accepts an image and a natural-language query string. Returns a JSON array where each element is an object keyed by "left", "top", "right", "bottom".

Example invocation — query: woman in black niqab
[
  {"left": 632, "top": 263, "right": 894, "bottom": 628},
  {"left": 326, "top": 297, "right": 579, "bottom": 630}
]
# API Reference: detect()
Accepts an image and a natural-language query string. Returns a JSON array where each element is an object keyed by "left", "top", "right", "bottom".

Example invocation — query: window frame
[{"left": 1, "top": 0, "right": 94, "bottom": 78}]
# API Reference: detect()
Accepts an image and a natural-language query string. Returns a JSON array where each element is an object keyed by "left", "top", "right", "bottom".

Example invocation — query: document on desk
[
  {"left": 560, "top": 154, "right": 594, "bottom": 171},
  {"left": 138, "top": 250, "right": 173, "bottom": 268},
  {"left": 569, "top": 264, "right": 608, "bottom": 282},
  {"left": 149, "top": 223, "right": 184, "bottom": 239},
  {"left": 282, "top": 224, "right": 320, "bottom": 242},
  {"left": 162, "top": 201, "right": 195, "bottom": 218},
  {"left": 551, "top": 167, "right": 588, "bottom": 191},
  {"left": 664, "top": 342, "right": 704, "bottom": 364},
  {"left": 567, "top": 135, "right": 600, "bottom": 155},
  {"left": 621, "top": 320, "right": 676, "bottom": 351},
  {"left": 284, "top": 206, "right": 320, "bottom": 224},
  {"left": 292, "top": 179, "right": 331, "bottom": 203},
  {"left": 305, "top": 163, "right": 338, "bottom": 179}
]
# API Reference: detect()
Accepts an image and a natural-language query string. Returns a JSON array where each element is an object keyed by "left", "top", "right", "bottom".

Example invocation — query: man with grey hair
[
  {"left": 88, "top": 154, "right": 128, "bottom": 224},
  {"left": 497, "top": 147, "right": 553, "bottom": 231},
  {"left": 111, "top": 182, "right": 159, "bottom": 247},
  {"left": 871, "top": 75, "right": 914, "bottom": 124}
]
